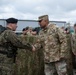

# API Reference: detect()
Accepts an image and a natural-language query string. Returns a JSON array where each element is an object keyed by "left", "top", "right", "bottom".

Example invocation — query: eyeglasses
[{"left": 38, "top": 20, "right": 42, "bottom": 22}]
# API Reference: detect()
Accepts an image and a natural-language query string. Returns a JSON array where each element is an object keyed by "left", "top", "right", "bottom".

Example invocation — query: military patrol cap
[
  {"left": 22, "top": 27, "right": 29, "bottom": 31},
  {"left": 38, "top": 15, "right": 49, "bottom": 22},
  {"left": 6, "top": 18, "right": 18, "bottom": 24}
]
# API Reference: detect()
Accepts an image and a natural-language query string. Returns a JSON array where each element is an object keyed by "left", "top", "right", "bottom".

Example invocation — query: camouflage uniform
[
  {"left": 15, "top": 34, "right": 45, "bottom": 75},
  {"left": 71, "top": 32, "right": 76, "bottom": 69},
  {"left": 35, "top": 23, "right": 68, "bottom": 75},
  {"left": 71, "top": 32, "right": 76, "bottom": 54},
  {"left": 65, "top": 33, "right": 73, "bottom": 75},
  {"left": 0, "top": 28, "right": 32, "bottom": 75}
]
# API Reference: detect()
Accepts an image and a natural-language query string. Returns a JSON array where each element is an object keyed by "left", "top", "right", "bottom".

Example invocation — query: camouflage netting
[{"left": 14, "top": 35, "right": 45, "bottom": 75}]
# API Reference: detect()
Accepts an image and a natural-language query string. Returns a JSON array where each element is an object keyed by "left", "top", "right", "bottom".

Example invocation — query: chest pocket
[{"left": 46, "top": 29, "right": 59, "bottom": 46}]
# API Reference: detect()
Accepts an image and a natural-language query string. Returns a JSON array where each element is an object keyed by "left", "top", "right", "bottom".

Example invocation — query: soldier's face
[
  {"left": 12, "top": 24, "right": 17, "bottom": 31},
  {"left": 23, "top": 30, "right": 27, "bottom": 34},
  {"left": 38, "top": 20, "right": 47, "bottom": 28}
]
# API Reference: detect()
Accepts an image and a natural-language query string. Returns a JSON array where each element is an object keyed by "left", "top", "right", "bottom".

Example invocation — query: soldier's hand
[
  {"left": 32, "top": 45, "right": 36, "bottom": 51},
  {"left": 73, "top": 52, "right": 76, "bottom": 56}
]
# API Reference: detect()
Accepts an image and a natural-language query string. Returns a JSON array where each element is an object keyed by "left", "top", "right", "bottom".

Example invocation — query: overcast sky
[{"left": 0, "top": 0, "right": 76, "bottom": 23}]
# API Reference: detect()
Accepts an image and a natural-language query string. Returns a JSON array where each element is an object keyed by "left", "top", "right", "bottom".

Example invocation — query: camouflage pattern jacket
[
  {"left": 71, "top": 32, "right": 76, "bottom": 55},
  {"left": 0, "top": 27, "right": 32, "bottom": 52},
  {"left": 34, "top": 23, "right": 68, "bottom": 63}
]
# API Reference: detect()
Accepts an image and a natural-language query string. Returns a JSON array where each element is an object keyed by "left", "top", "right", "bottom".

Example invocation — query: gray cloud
[{"left": 0, "top": 0, "right": 76, "bottom": 23}]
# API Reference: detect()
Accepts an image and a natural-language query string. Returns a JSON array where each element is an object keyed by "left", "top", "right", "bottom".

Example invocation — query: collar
[
  {"left": 6, "top": 27, "right": 12, "bottom": 30},
  {"left": 42, "top": 23, "right": 50, "bottom": 31}
]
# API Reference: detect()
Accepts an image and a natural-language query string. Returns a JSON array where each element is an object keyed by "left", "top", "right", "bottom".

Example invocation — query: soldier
[
  {"left": 72, "top": 24, "right": 76, "bottom": 55},
  {"left": 21, "top": 27, "right": 29, "bottom": 36},
  {"left": 34, "top": 15, "right": 68, "bottom": 75},
  {"left": 71, "top": 24, "right": 76, "bottom": 69},
  {"left": 15, "top": 26, "right": 45, "bottom": 75},
  {"left": 32, "top": 27, "right": 41, "bottom": 35},
  {"left": 0, "top": 18, "right": 34, "bottom": 75},
  {"left": 64, "top": 28, "right": 73, "bottom": 75}
]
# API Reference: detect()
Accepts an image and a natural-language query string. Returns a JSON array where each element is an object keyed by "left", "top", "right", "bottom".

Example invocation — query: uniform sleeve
[
  {"left": 34, "top": 36, "right": 42, "bottom": 50},
  {"left": 57, "top": 28, "right": 68, "bottom": 58},
  {"left": 71, "top": 34, "right": 76, "bottom": 55},
  {"left": 6, "top": 31, "right": 32, "bottom": 50}
]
